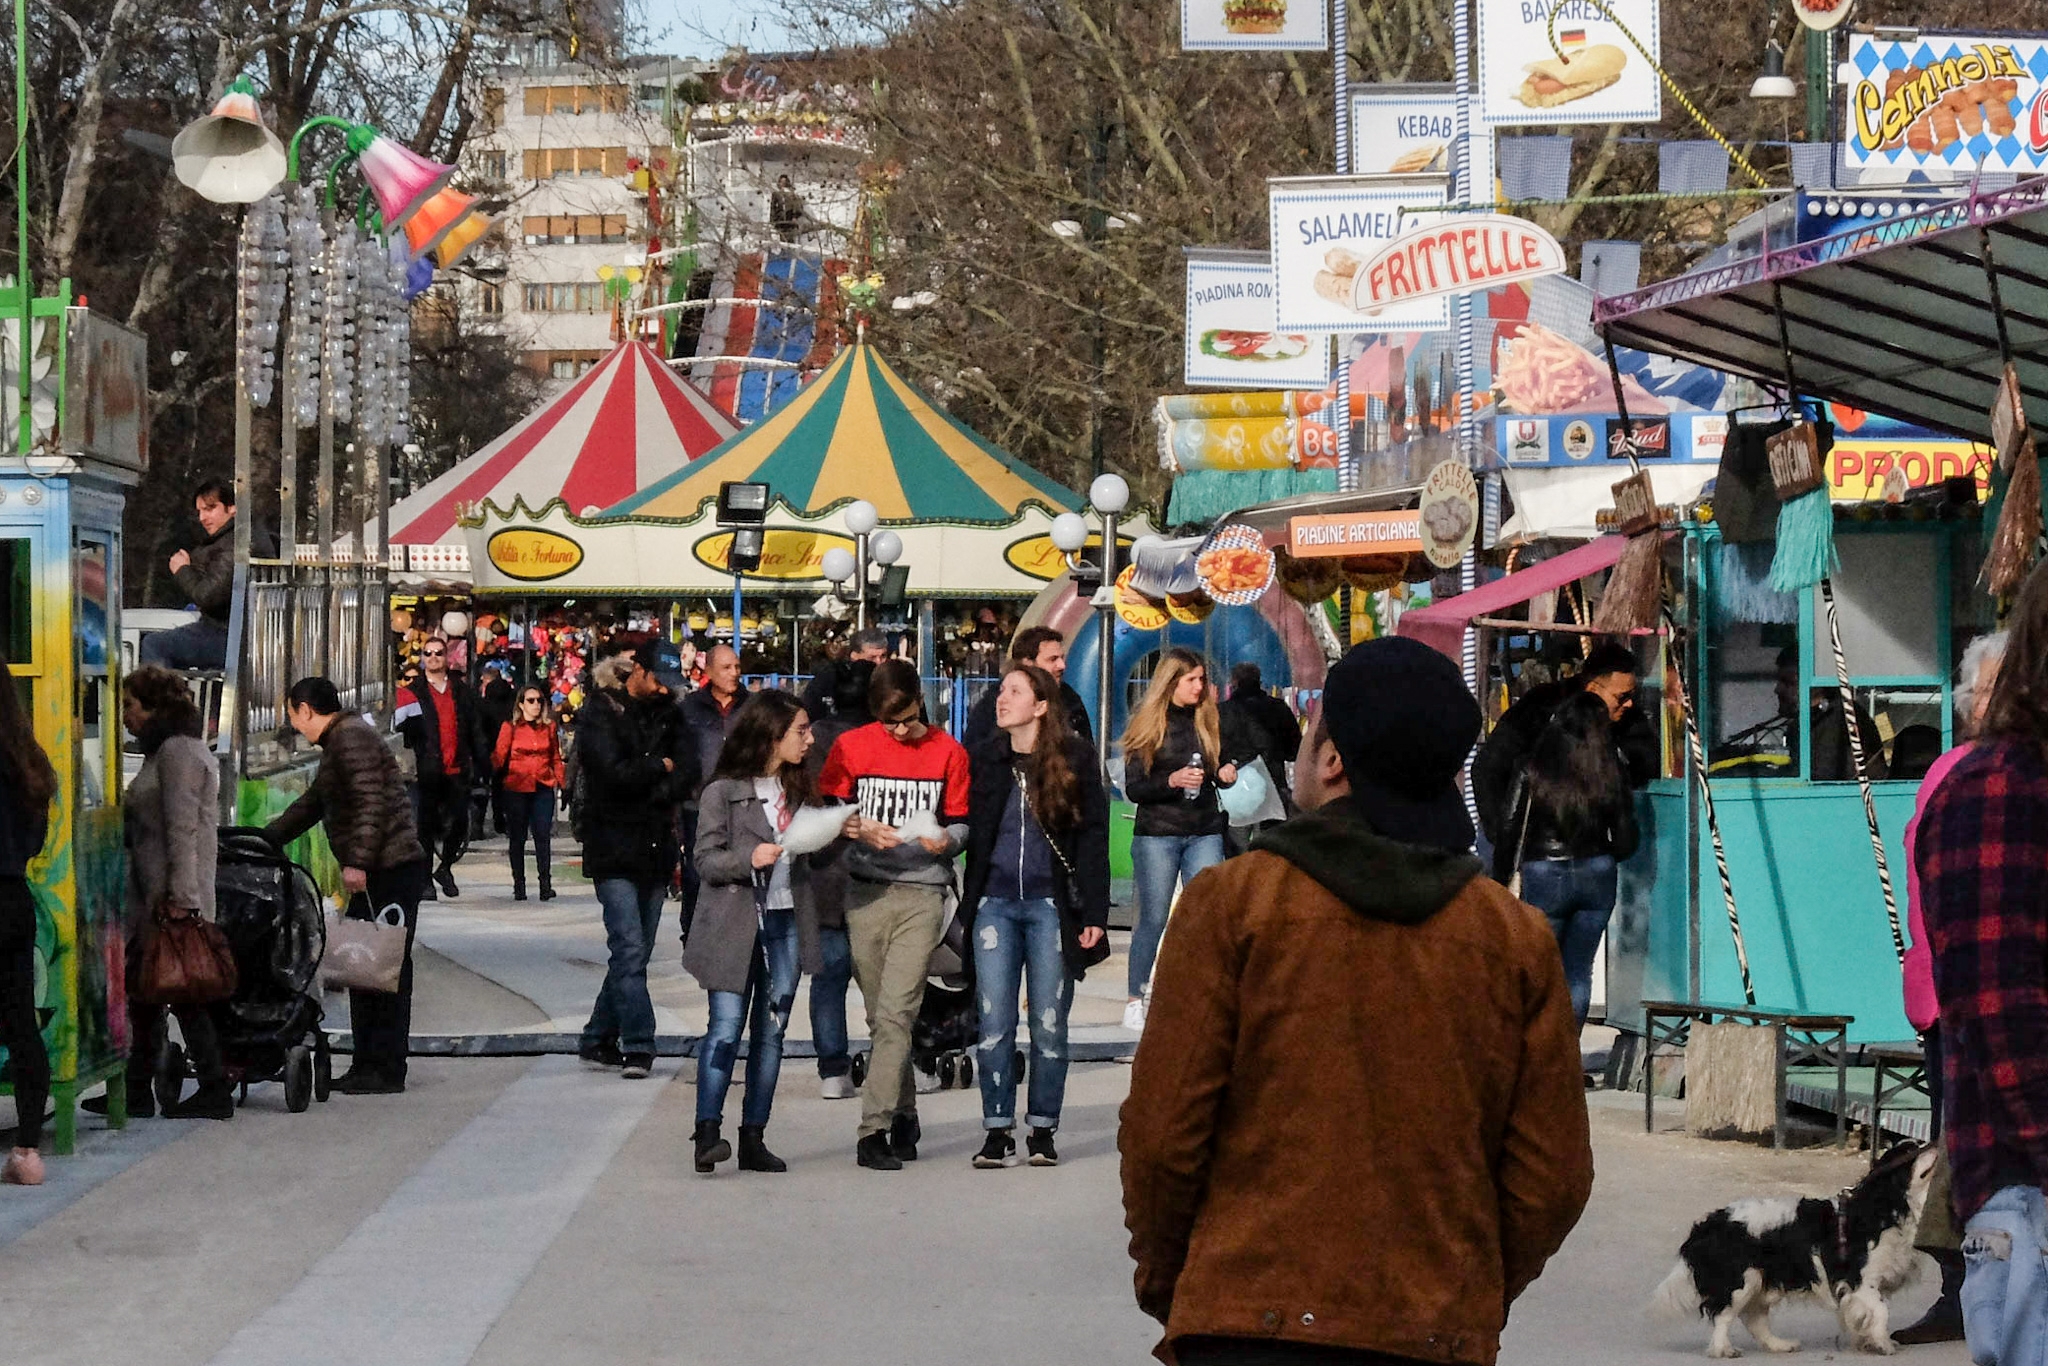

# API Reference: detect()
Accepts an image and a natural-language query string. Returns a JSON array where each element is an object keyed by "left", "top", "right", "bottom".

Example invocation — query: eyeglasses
[{"left": 880, "top": 713, "right": 922, "bottom": 733}]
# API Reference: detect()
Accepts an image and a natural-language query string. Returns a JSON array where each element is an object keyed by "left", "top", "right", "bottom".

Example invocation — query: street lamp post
[
  {"left": 844, "top": 498, "right": 879, "bottom": 631},
  {"left": 1087, "top": 473, "right": 1129, "bottom": 774}
]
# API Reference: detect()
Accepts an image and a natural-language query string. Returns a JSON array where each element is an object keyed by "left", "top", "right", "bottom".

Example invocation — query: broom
[
  {"left": 1591, "top": 332, "right": 1664, "bottom": 634},
  {"left": 1983, "top": 433, "right": 2043, "bottom": 598},
  {"left": 1766, "top": 419, "right": 1837, "bottom": 593}
]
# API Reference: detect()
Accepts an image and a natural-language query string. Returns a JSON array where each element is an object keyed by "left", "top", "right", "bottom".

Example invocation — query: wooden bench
[
  {"left": 1640, "top": 1001, "right": 1855, "bottom": 1150},
  {"left": 1862, "top": 1040, "right": 1932, "bottom": 1164}
]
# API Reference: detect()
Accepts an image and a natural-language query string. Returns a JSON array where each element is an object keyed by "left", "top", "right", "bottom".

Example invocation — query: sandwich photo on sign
[
  {"left": 1477, "top": 0, "right": 1662, "bottom": 127},
  {"left": 1268, "top": 175, "right": 1451, "bottom": 334},
  {"left": 1349, "top": 87, "right": 1458, "bottom": 176},
  {"left": 1180, "top": 0, "right": 1328, "bottom": 50}
]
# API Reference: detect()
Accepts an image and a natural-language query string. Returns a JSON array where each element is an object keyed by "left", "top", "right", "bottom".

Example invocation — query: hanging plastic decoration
[
  {"left": 236, "top": 189, "right": 288, "bottom": 408},
  {"left": 354, "top": 233, "right": 389, "bottom": 448},
  {"left": 286, "top": 184, "right": 325, "bottom": 428},
  {"left": 325, "top": 220, "right": 359, "bottom": 424}
]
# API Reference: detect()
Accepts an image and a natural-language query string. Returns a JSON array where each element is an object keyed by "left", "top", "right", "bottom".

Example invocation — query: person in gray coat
[
  {"left": 110, "top": 667, "right": 229, "bottom": 1119},
  {"left": 684, "top": 691, "right": 830, "bottom": 1175}
]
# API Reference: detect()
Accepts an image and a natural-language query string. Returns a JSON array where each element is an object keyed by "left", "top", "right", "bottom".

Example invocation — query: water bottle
[{"left": 1183, "top": 750, "right": 1202, "bottom": 802}]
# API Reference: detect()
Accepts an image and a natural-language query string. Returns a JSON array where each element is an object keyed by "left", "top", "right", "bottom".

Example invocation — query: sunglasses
[
  {"left": 520, "top": 696, "right": 544, "bottom": 706},
  {"left": 422, "top": 650, "right": 445, "bottom": 659}
]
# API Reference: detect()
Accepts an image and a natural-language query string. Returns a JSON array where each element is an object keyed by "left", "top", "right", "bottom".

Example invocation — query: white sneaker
[
  {"left": 820, "top": 1074, "right": 857, "bottom": 1100},
  {"left": 1122, "top": 999, "right": 1147, "bottom": 1033}
]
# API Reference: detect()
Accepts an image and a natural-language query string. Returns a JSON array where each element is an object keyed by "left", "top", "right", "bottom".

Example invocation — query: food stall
[{"left": 1559, "top": 177, "right": 2046, "bottom": 1043}]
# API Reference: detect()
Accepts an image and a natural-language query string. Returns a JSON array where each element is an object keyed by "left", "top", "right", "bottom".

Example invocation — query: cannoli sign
[
  {"left": 1349, "top": 215, "right": 1565, "bottom": 310},
  {"left": 1845, "top": 33, "right": 2047, "bottom": 172}
]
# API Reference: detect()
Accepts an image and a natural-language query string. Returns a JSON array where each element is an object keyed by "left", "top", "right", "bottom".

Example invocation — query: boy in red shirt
[{"left": 819, "top": 659, "right": 971, "bottom": 1171}]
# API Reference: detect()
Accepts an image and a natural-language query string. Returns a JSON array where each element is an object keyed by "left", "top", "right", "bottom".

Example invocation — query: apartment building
[{"left": 463, "top": 44, "right": 712, "bottom": 381}]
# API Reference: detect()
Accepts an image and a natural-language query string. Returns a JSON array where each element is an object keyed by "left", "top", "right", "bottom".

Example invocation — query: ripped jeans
[
  {"left": 1962, "top": 1184, "right": 2048, "bottom": 1366},
  {"left": 972, "top": 897, "right": 1074, "bottom": 1132},
  {"left": 695, "top": 907, "right": 799, "bottom": 1129}
]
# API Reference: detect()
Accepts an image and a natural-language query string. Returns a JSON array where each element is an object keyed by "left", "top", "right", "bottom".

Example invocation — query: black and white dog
[{"left": 1654, "top": 1143, "right": 1938, "bottom": 1358}]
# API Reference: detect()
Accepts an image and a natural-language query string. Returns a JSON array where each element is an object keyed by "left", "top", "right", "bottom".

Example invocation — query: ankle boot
[
  {"left": 738, "top": 1125, "right": 787, "bottom": 1173},
  {"left": 693, "top": 1119, "right": 731, "bottom": 1173},
  {"left": 163, "top": 1080, "right": 235, "bottom": 1121},
  {"left": 83, "top": 1083, "right": 156, "bottom": 1119},
  {"left": 538, "top": 873, "right": 556, "bottom": 901}
]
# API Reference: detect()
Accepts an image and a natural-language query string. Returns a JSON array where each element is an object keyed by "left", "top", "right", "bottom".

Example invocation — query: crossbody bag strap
[{"left": 1014, "top": 766, "right": 1076, "bottom": 878}]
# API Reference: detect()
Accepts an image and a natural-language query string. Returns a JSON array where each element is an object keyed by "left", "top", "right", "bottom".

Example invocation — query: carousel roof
[
  {"left": 389, "top": 340, "right": 737, "bottom": 545},
  {"left": 1596, "top": 179, "right": 2048, "bottom": 444},
  {"left": 601, "top": 341, "right": 1080, "bottom": 523}
]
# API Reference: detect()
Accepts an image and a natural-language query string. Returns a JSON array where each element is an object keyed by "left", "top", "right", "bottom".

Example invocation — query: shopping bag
[
  {"left": 322, "top": 893, "right": 407, "bottom": 994},
  {"left": 1220, "top": 757, "right": 1287, "bottom": 827},
  {"left": 137, "top": 905, "right": 239, "bottom": 1005}
]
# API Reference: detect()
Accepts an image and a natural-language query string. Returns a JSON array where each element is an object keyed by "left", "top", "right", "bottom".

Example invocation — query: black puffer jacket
[
  {"left": 267, "top": 713, "right": 427, "bottom": 871},
  {"left": 0, "top": 776, "right": 51, "bottom": 879},
  {"left": 577, "top": 686, "right": 698, "bottom": 884},
  {"left": 1123, "top": 704, "right": 1259, "bottom": 839}
]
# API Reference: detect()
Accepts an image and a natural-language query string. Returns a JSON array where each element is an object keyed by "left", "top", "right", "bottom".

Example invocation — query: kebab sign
[{"left": 1349, "top": 215, "right": 1565, "bottom": 311}]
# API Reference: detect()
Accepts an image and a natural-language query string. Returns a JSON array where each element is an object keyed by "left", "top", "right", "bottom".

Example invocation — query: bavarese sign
[{"left": 1351, "top": 215, "right": 1566, "bottom": 311}]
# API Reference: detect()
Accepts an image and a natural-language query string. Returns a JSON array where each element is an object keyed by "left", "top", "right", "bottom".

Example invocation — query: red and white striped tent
[{"left": 388, "top": 340, "right": 737, "bottom": 577}]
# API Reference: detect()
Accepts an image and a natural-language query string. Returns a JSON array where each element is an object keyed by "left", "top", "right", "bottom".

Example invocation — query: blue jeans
[
  {"left": 1128, "top": 833, "right": 1227, "bottom": 998},
  {"left": 812, "top": 924, "right": 853, "bottom": 1079},
  {"left": 1963, "top": 1185, "right": 2048, "bottom": 1366},
  {"left": 973, "top": 897, "right": 1074, "bottom": 1131},
  {"left": 1519, "top": 854, "right": 1618, "bottom": 1027},
  {"left": 582, "top": 879, "right": 665, "bottom": 1056},
  {"left": 696, "top": 907, "right": 799, "bottom": 1127}
]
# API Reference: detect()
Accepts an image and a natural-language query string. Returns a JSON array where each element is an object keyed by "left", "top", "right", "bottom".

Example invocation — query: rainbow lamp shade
[
  {"left": 347, "top": 125, "right": 454, "bottom": 230},
  {"left": 171, "top": 76, "right": 288, "bottom": 204},
  {"left": 402, "top": 187, "right": 492, "bottom": 269}
]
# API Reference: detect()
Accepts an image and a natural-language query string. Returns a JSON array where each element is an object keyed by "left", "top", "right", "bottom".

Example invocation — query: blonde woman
[{"left": 1117, "top": 648, "right": 1252, "bottom": 1032}]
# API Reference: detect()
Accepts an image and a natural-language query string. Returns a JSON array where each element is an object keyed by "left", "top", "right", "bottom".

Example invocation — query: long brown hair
[
  {"left": 1981, "top": 562, "right": 2048, "bottom": 759},
  {"left": 1526, "top": 692, "right": 1627, "bottom": 841},
  {"left": 713, "top": 689, "right": 818, "bottom": 809},
  {"left": 1004, "top": 664, "right": 1081, "bottom": 831},
  {"left": 0, "top": 665, "right": 58, "bottom": 812},
  {"left": 1120, "top": 647, "right": 1220, "bottom": 772}
]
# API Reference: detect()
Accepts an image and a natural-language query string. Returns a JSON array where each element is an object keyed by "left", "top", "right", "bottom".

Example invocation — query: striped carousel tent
[
  {"left": 602, "top": 341, "right": 1078, "bottom": 522},
  {"left": 388, "top": 340, "right": 736, "bottom": 570}
]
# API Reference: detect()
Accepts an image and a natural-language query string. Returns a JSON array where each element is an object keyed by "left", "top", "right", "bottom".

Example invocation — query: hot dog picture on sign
[{"left": 1477, "top": 0, "right": 1663, "bottom": 127}]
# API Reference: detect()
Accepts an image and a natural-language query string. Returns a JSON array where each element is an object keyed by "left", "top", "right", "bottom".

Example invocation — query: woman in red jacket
[{"left": 494, "top": 687, "right": 566, "bottom": 901}]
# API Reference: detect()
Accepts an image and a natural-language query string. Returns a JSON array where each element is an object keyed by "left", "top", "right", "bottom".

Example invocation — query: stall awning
[
  {"left": 1498, "top": 464, "right": 1718, "bottom": 542},
  {"left": 1395, "top": 534, "right": 1634, "bottom": 661},
  {"left": 1595, "top": 181, "right": 2048, "bottom": 444}
]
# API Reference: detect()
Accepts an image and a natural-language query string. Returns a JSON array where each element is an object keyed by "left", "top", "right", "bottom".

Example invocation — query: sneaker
[
  {"left": 819, "top": 1073, "right": 857, "bottom": 1100},
  {"left": 1026, "top": 1127, "right": 1059, "bottom": 1167},
  {"left": 1121, "top": 999, "right": 1147, "bottom": 1033},
  {"left": 2, "top": 1148, "right": 45, "bottom": 1186},
  {"left": 889, "top": 1112, "right": 921, "bottom": 1162},
  {"left": 620, "top": 1053, "right": 654, "bottom": 1079},
  {"left": 856, "top": 1133, "right": 902, "bottom": 1171},
  {"left": 973, "top": 1130, "right": 1018, "bottom": 1169},
  {"left": 579, "top": 1040, "right": 625, "bottom": 1071}
]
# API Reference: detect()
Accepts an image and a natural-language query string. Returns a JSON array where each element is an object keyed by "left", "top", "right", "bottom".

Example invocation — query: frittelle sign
[{"left": 1351, "top": 215, "right": 1566, "bottom": 311}]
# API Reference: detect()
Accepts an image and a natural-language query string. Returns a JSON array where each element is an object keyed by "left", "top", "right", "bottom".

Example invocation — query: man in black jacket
[
  {"left": 578, "top": 645, "right": 698, "bottom": 1078},
  {"left": 143, "top": 478, "right": 275, "bottom": 670},
  {"left": 394, "top": 639, "right": 487, "bottom": 899},
  {"left": 1470, "top": 640, "right": 1655, "bottom": 852},
  {"left": 962, "top": 626, "right": 1093, "bottom": 752},
  {"left": 268, "top": 676, "right": 430, "bottom": 1093},
  {"left": 676, "top": 643, "right": 745, "bottom": 941},
  {"left": 1218, "top": 663, "right": 1302, "bottom": 811}
]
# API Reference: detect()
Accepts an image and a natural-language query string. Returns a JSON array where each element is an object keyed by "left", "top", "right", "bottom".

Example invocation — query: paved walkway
[{"left": 0, "top": 839, "right": 1973, "bottom": 1365}]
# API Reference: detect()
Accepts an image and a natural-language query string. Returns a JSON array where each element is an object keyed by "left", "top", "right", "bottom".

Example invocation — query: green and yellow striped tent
[
  {"left": 602, "top": 342, "right": 1080, "bottom": 523},
  {"left": 598, "top": 344, "right": 1081, "bottom": 528}
]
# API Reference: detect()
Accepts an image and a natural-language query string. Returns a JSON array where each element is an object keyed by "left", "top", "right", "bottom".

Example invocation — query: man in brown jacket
[
  {"left": 1121, "top": 637, "right": 1594, "bottom": 1366},
  {"left": 268, "top": 675, "right": 430, "bottom": 1095}
]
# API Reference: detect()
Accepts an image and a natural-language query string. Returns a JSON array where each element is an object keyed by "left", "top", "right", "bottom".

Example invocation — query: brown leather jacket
[
  {"left": 1120, "top": 798, "right": 1594, "bottom": 1365},
  {"left": 267, "top": 712, "right": 427, "bottom": 872}
]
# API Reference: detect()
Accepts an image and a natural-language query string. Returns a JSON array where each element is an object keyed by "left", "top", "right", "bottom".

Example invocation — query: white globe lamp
[
  {"left": 1050, "top": 512, "right": 1089, "bottom": 553},
  {"left": 1089, "top": 473, "right": 1130, "bottom": 514},
  {"left": 820, "top": 547, "right": 856, "bottom": 585},
  {"left": 844, "top": 500, "right": 879, "bottom": 536},
  {"left": 870, "top": 530, "right": 904, "bottom": 566}
]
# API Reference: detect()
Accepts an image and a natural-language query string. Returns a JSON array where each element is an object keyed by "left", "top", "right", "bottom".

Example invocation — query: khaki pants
[{"left": 845, "top": 880, "right": 945, "bottom": 1140}]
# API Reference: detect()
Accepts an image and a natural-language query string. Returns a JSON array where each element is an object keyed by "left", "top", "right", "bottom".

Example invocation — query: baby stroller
[{"left": 156, "top": 829, "right": 331, "bottom": 1114}]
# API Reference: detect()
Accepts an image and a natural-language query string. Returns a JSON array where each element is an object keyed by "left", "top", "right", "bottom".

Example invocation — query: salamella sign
[{"left": 1351, "top": 214, "right": 1565, "bottom": 310}]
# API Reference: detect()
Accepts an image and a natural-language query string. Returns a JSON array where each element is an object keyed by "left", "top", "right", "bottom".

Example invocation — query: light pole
[
  {"left": 869, "top": 528, "right": 904, "bottom": 636},
  {"left": 844, "top": 498, "right": 878, "bottom": 630},
  {"left": 717, "top": 480, "right": 770, "bottom": 658},
  {"left": 1087, "top": 473, "right": 1129, "bottom": 773}
]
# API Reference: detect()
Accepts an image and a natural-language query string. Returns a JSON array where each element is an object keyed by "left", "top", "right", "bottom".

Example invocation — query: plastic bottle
[{"left": 1183, "top": 751, "right": 1202, "bottom": 801}]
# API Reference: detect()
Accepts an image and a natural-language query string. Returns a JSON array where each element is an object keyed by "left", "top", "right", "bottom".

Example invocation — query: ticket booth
[{"left": 2, "top": 296, "right": 150, "bottom": 1152}]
